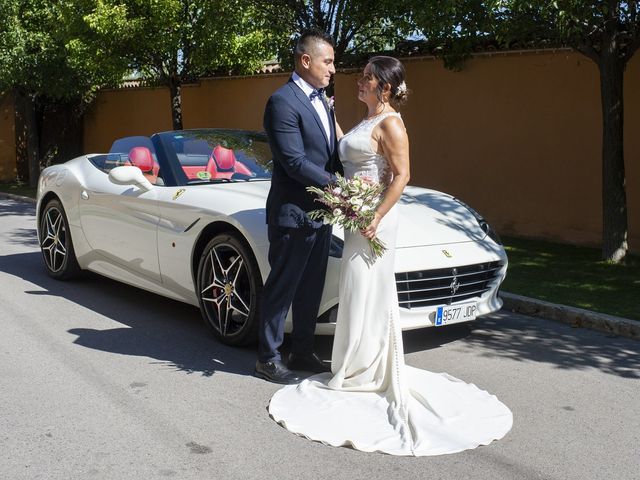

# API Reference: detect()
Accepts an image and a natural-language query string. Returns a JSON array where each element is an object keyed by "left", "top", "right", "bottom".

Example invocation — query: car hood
[
  {"left": 396, "top": 186, "right": 486, "bottom": 247},
  {"left": 189, "top": 182, "right": 486, "bottom": 248}
]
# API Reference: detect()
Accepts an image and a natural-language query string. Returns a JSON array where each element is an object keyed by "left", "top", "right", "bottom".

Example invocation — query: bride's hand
[{"left": 361, "top": 212, "right": 382, "bottom": 239}]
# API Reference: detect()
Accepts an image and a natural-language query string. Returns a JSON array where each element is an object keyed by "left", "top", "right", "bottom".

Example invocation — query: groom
[{"left": 255, "top": 29, "right": 342, "bottom": 384}]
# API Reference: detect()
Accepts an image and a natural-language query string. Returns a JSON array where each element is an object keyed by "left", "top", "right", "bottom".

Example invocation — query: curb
[
  {"left": 0, "top": 191, "right": 36, "bottom": 204},
  {"left": 500, "top": 292, "right": 640, "bottom": 341},
  {"left": 2, "top": 191, "right": 638, "bottom": 341}
]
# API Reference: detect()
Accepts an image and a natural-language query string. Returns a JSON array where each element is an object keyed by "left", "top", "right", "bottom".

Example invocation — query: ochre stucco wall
[
  {"left": 181, "top": 74, "right": 290, "bottom": 130},
  {"left": 83, "top": 87, "right": 173, "bottom": 154},
  {"left": 392, "top": 51, "right": 604, "bottom": 247},
  {"left": 83, "top": 50, "right": 639, "bottom": 252},
  {"left": 329, "top": 51, "right": 638, "bottom": 253},
  {"left": 0, "top": 93, "right": 16, "bottom": 181}
]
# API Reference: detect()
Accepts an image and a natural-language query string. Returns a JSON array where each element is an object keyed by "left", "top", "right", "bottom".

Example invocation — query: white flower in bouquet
[{"left": 306, "top": 174, "right": 387, "bottom": 259}]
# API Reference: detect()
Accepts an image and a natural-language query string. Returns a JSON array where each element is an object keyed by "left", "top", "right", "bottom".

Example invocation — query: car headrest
[
  {"left": 128, "top": 147, "right": 154, "bottom": 173},
  {"left": 212, "top": 145, "right": 236, "bottom": 172}
]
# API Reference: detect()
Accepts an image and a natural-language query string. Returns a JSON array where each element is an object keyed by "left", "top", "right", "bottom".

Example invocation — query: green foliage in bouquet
[{"left": 307, "top": 174, "right": 387, "bottom": 259}]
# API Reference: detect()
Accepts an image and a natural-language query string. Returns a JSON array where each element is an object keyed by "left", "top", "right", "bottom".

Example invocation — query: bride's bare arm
[
  {"left": 335, "top": 120, "right": 344, "bottom": 140},
  {"left": 362, "top": 116, "right": 410, "bottom": 239}
]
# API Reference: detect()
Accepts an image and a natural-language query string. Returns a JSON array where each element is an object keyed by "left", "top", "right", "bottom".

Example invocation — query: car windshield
[
  {"left": 103, "top": 136, "right": 159, "bottom": 169},
  {"left": 157, "top": 129, "right": 272, "bottom": 185}
]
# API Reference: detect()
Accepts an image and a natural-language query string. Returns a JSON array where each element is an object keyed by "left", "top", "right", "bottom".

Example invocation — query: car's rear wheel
[
  {"left": 39, "top": 199, "right": 81, "bottom": 280},
  {"left": 196, "top": 233, "right": 262, "bottom": 346}
]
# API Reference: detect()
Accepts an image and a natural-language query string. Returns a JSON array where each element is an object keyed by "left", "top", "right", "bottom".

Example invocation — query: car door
[{"left": 79, "top": 137, "right": 161, "bottom": 283}]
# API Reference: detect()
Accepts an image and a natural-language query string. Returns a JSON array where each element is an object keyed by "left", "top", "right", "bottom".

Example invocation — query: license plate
[{"left": 435, "top": 301, "right": 478, "bottom": 326}]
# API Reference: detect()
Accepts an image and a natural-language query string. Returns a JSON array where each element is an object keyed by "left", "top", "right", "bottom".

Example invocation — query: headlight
[
  {"left": 329, "top": 235, "right": 344, "bottom": 258},
  {"left": 454, "top": 198, "right": 502, "bottom": 245}
]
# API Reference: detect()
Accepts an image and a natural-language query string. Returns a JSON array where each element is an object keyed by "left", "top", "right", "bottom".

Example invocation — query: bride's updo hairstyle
[{"left": 368, "top": 56, "right": 409, "bottom": 106}]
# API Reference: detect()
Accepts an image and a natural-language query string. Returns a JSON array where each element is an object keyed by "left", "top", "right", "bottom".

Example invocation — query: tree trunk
[
  {"left": 168, "top": 78, "right": 183, "bottom": 130},
  {"left": 598, "top": 47, "right": 628, "bottom": 263},
  {"left": 40, "top": 100, "right": 84, "bottom": 166},
  {"left": 13, "top": 90, "right": 41, "bottom": 187}
]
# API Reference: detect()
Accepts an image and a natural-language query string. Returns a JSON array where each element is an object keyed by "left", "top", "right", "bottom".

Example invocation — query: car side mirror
[{"left": 108, "top": 166, "right": 153, "bottom": 192}]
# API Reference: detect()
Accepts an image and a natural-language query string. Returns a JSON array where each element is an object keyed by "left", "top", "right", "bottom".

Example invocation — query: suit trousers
[{"left": 258, "top": 224, "right": 332, "bottom": 363}]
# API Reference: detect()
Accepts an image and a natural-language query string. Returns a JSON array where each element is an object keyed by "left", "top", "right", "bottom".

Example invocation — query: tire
[
  {"left": 39, "top": 199, "right": 81, "bottom": 280},
  {"left": 196, "top": 233, "right": 262, "bottom": 346}
]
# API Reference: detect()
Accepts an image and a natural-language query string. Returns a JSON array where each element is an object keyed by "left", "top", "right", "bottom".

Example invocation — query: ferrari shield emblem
[
  {"left": 172, "top": 188, "right": 186, "bottom": 200},
  {"left": 442, "top": 249, "right": 452, "bottom": 258}
]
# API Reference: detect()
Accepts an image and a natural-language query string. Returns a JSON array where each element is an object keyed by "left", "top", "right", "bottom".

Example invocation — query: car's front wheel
[
  {"left": 39, "top": 199, "right": 81, "bottom": 280},
  {"left": 196, "top": 233, "right": 262, "bottom": 346}
]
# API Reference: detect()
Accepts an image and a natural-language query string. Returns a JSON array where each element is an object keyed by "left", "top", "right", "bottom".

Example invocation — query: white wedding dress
[{"left": 268, "top": 113, "right": 513, "bottom": 456}]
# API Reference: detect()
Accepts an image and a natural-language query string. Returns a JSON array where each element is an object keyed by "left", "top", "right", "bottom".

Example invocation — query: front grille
[{"left": 396, "top": 261, "right": 503, "bottom": 309}]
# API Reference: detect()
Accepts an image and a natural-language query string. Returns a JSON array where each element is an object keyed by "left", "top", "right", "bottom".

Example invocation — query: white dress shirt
[{"left": 292, "top": 72, "right": 331, "bottom": 143}]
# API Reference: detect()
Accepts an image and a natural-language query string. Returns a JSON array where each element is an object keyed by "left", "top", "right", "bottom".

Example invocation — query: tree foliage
[
  {"left": 0, "top": 0, "right": 128, "bottom": 102},
  {"left": 493, "top": 1, "right": 640, "bottom": 61},
  {"left": 0, "top": 0, "right": 129, "bottom": 184},
  {"left": 87, "top": 0, "right": 284, "bottom": 129},
  {"left": 410, "top": 0, "right": 497, "bottom": 68},
  {"left": 258, "top": 0, "right": 414, "bottom": 67}
]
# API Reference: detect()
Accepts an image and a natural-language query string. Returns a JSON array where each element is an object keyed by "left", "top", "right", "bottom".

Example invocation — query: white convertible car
[{"left": 37, "top": 129, "right": 507, "bottom": 345}]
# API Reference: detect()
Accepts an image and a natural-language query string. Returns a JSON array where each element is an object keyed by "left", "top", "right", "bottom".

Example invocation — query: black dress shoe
[
  {"left": 288, "top": 353, "right": 331, "bottom": 373},
  {"left": 254, "top": 360, "right": 301, "bottom": 385}
]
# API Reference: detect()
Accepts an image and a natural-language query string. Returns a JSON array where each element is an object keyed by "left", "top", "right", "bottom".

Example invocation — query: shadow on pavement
[
  {"left": 0, "top": 199, "right": 38, "bottom": 248},
  {"left": 0, "top": 250, "right": 257, "bottom": 378},
  {"left": 0, "top": 247, "right": 469, "bottom": 379},
  {"left": 465, "top": 312, "right": 640, "bottom": 379},
  {"left": 2, "top": 248, "right": 637, "bottom": 381},
  {"left": 7, "top": 227, "right": 39, "bottom": 247},
  {"left": 0, "top": 198, "right": 35, "bottom": 217}
]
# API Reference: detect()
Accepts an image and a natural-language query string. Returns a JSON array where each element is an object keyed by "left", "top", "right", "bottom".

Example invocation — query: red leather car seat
[
  {"left": 203, "top": 145, "right": 255, "bottom": 179},
  {"left": 206, "top": 145, "right": 236, "bottom": 179},
  {"left": 128, "top": 147, "right": 159, "bottom": 184}
]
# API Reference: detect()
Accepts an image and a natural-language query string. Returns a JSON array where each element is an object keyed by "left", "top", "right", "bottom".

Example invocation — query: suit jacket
[{"left": 263, "top": 78, "right": 342, "bottom": 229}]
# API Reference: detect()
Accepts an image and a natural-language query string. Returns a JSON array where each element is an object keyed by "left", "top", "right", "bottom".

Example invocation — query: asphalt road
[{"left": 1, "top": 197, "right": 639, "bottom": 480}]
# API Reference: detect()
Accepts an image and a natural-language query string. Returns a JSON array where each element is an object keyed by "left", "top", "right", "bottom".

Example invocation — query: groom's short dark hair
[{"left": 295, "top": 29, "right": 333, "bottom": 58}]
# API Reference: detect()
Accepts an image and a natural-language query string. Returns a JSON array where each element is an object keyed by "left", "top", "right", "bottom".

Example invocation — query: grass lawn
[
  {"left": 0, "top": 182, "right": 37, "bottom": 199},
  {"left": 502, "top": 236, "right": 640, "bottom": 321}
]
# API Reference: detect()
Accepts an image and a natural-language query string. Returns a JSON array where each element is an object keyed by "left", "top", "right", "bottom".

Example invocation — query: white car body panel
[{"left": 37, "top": 151, "right": 507, "bottom": 335}]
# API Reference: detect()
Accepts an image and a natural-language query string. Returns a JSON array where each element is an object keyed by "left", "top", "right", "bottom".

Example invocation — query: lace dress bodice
[{"left": 338, "top": 112, "right": 402, "bottom": 183}]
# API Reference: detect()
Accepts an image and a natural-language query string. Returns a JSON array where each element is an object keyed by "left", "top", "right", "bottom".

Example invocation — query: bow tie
[{"left": 309, "top": 88, "right": 324, "bottom": 101}]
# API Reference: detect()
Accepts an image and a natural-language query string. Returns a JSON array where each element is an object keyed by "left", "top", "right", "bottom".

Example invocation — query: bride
[{"left": 268, "top": 56, "right": 513, "bottom": 456}]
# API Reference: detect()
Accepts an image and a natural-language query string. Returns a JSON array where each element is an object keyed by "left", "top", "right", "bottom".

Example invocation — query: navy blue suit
[{"left": 259, "top": 78, "right": 342, "bottom": 363}]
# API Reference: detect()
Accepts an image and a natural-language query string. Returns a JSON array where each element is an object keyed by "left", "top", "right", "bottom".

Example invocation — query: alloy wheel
[
  {"left": 39, "top": 199, "right": 81, "bottom": 280},
  {"left": 198, "top": 236, "right": 259, "bottom": 343},
  {"left": 41, "top": 206, "right": 68, "bottom": 273}
]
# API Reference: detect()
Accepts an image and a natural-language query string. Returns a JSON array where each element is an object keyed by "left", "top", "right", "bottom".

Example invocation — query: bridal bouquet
[{"left": 307, "top": 174, "right": 387, "bottom": 259}]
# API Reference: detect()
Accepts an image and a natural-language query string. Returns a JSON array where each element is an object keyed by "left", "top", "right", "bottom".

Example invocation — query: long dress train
[{"left": 268, "top": 113, "right": 512, "bottom": 456}]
